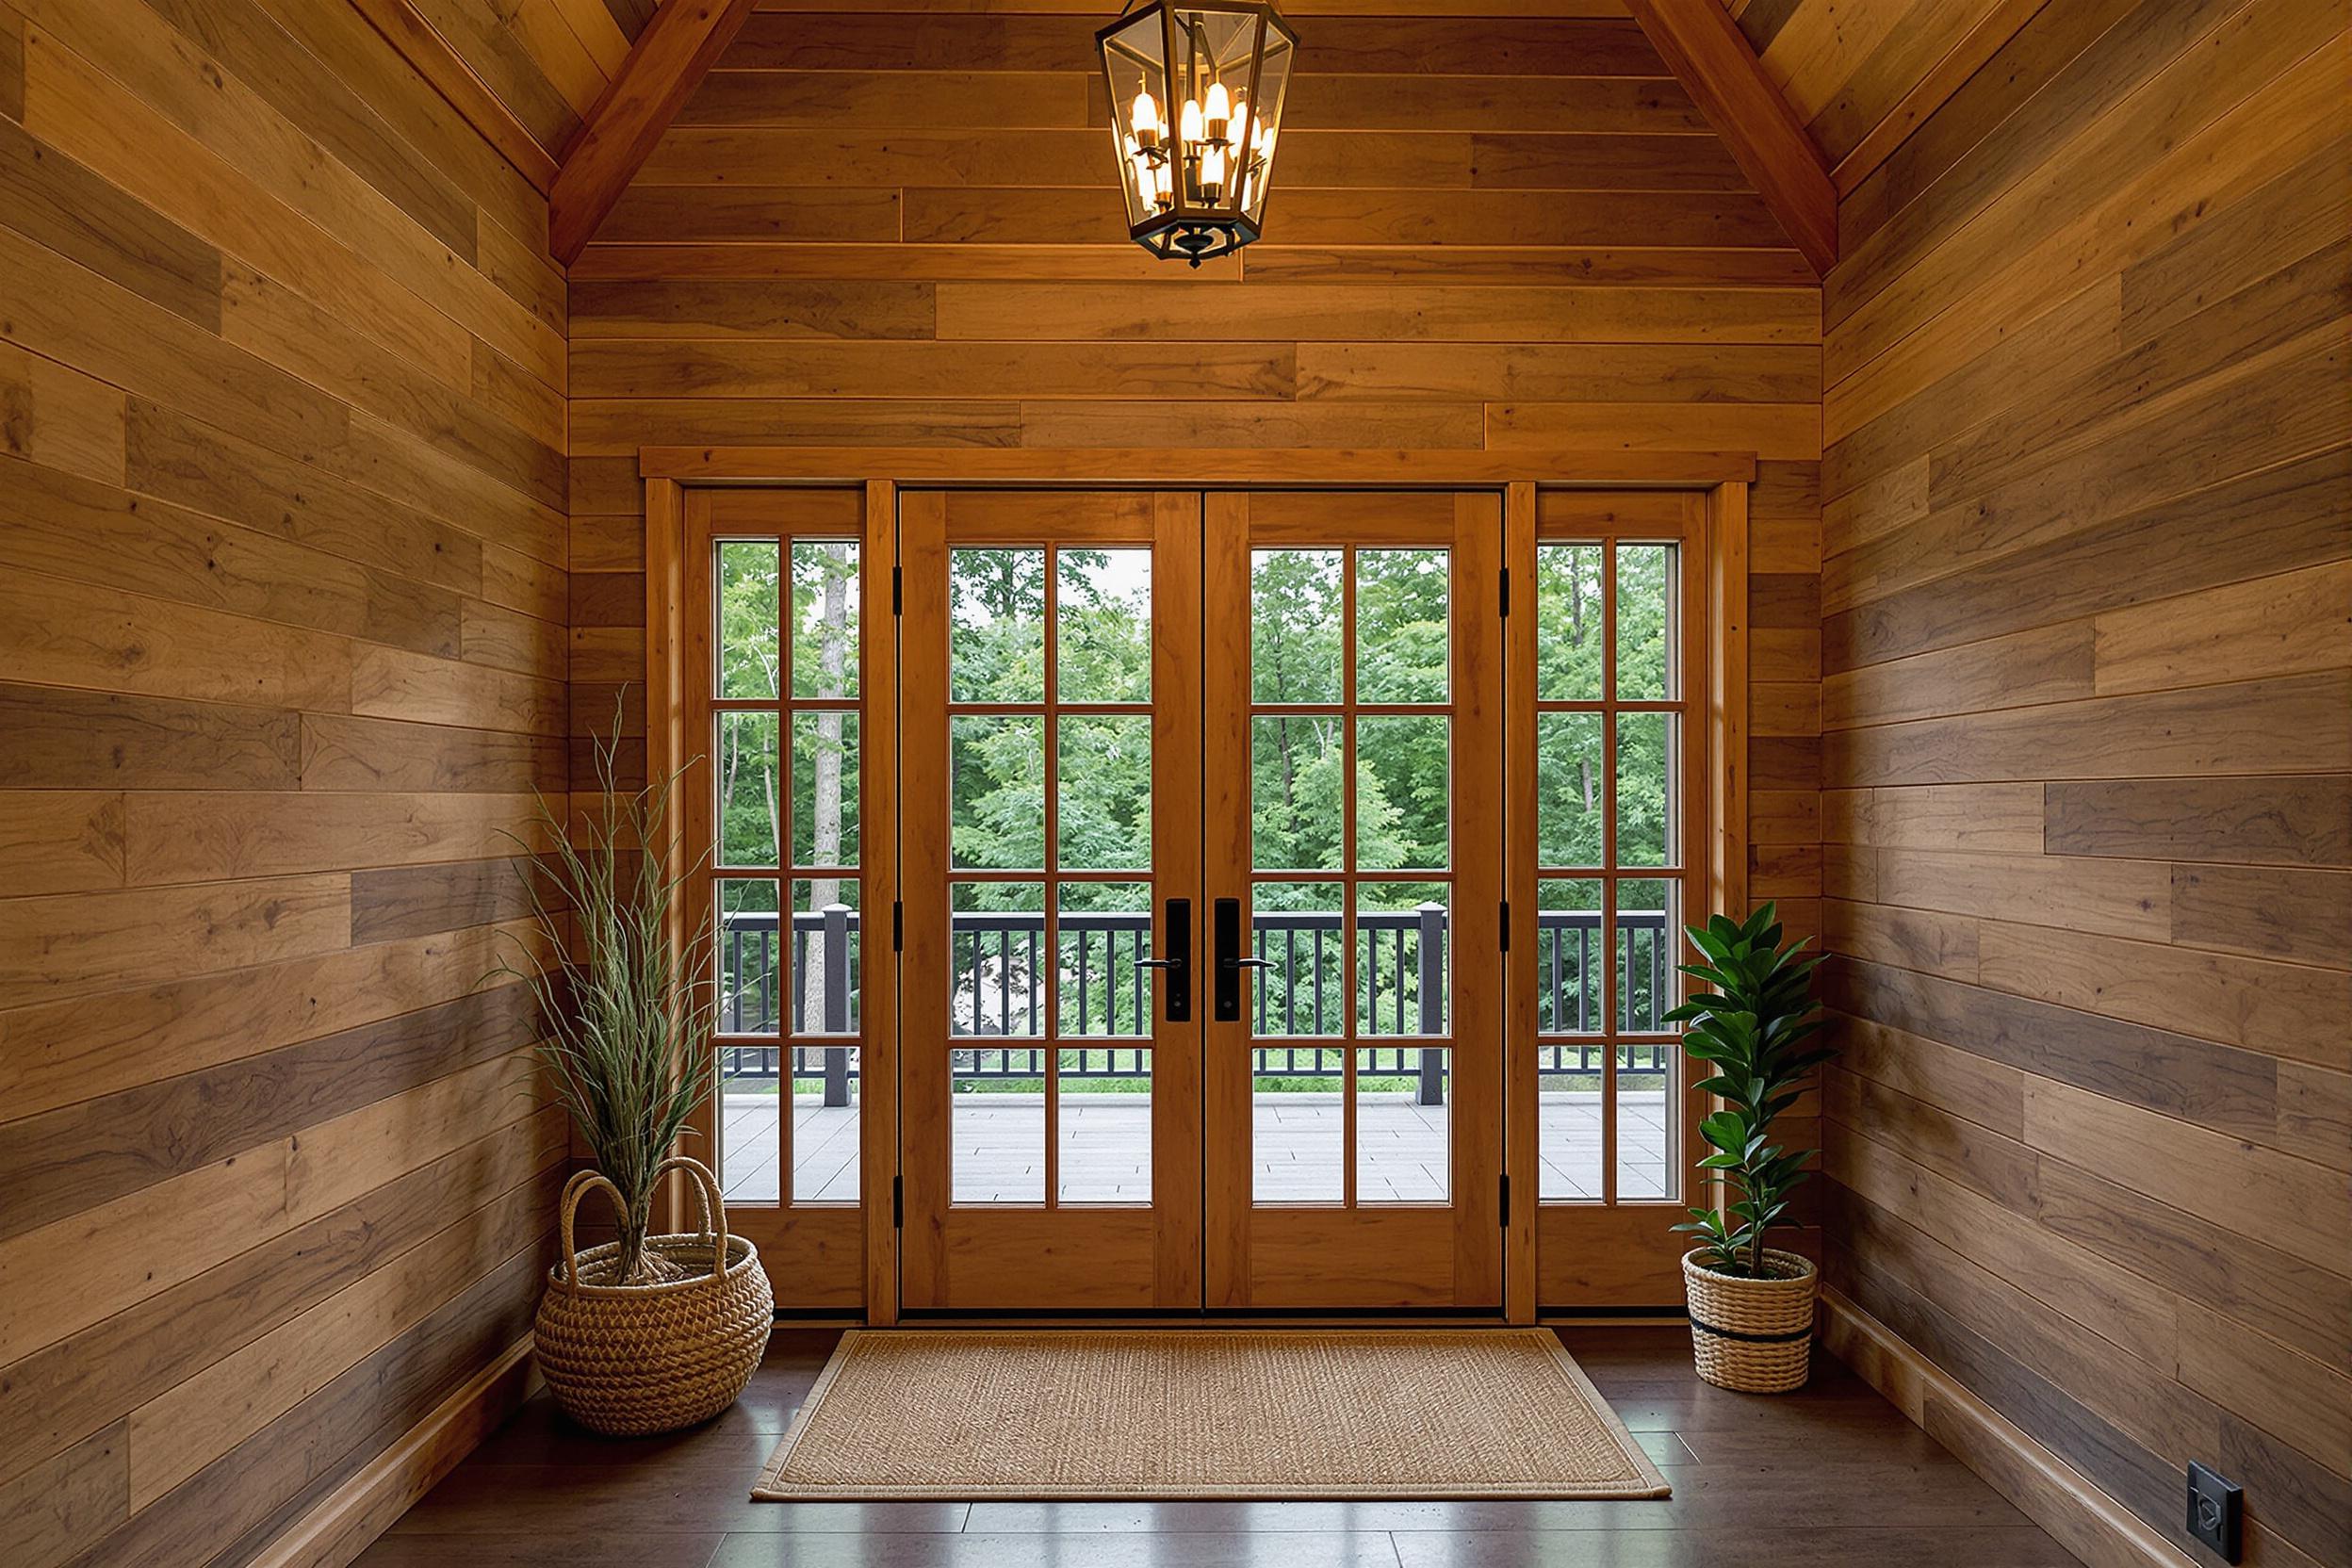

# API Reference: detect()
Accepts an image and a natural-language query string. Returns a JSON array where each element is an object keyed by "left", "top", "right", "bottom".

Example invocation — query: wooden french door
[{"left": 899, "top": 486, "right": 1503, "bottom": 1312}]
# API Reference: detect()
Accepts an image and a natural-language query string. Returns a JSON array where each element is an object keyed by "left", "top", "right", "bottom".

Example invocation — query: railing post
[
  {"left": 823, "top": 902, "right": 851, "bottom": 1106},
  {"left": 1416, "top": 902, "right": 1445, "bottom": 1105}
]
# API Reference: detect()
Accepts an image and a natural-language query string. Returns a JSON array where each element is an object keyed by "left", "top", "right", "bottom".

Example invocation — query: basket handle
[
  {"left": 553, "top": 1167, "right": 629, "bottom": 1292},
  {"left": 653, "top": 1153, "right": 730, "bottom": 1262}
]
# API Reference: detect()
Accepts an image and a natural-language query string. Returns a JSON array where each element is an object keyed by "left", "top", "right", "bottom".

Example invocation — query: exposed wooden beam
[
  {"left": 1620, "top": 0, "right": 1837, "bottom": 276},
  {"left": 550, "top": 0, "right": 760, "bottom": 265},
  {"left": 347, "top": 0, "right": 558, "bottom": 193}
]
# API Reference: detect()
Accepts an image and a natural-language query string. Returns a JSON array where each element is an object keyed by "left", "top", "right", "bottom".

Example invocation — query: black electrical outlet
[{"left": 2187, "top": 1461, "right": 2242, "bottom": 1561}]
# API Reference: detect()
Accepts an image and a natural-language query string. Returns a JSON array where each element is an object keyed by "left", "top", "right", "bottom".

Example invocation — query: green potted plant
[
  {"left": 1668, "top": 903, "right": 1830, "bottom": 1393},
  {"left": 500, "top": 716, "right": 773, "bottom": 1435}
]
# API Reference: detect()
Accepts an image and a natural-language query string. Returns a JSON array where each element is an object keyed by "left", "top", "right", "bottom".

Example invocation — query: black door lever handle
[
  {"left": 1212, "top": 897, "right": 1267, "bottom": 1021},
  {"left": 1139, "top": 899, "right": 1190, "bottom": 1022}
]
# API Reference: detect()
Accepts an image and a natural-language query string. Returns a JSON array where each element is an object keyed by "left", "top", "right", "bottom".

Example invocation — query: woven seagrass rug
[{"left": 751, "top": 1329, "right": 1671, "bottom": 1501}]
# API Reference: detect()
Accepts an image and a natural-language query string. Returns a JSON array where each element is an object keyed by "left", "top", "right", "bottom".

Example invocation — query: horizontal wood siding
[
  {"left": 0, "top": 1, "right": 565, "bottom": 1564},
  {"left": 1818, "top": 2, "right": 2352, "bottom": 1564}
]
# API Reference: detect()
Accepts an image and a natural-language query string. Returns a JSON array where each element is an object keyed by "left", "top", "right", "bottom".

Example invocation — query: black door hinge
[
  {"left": 1499, "top": 1173, "right": 1511, "bottom": 1228},
  {"left": 1498, "top": 565, "right": 1511, "bottom": 617},
  {"left": 1499, "top": 900, "right": 1511, "bottom": 953},
  {"left": 890, "top": 565, "right": 903, "bottom": 614},
  {"left": 891, "top": 900, "right": 904, "bottom": 952},
  {"left": 891, "top": 1175, "right": 904, "bottom": 1228}
]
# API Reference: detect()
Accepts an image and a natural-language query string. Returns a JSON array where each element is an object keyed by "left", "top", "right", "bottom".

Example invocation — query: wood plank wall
[
  {"left": 401, "top": 0, "right": 656, "bottom": 159},
  {"left": 565, "top": 2, "right": 1826, "bottom": 986},
  {"left": 1817, "top": 2, "right": 2352, "bottom": 1564},
  {"left": 0, "top": 1, "right": 571, "bottom": 1564}
]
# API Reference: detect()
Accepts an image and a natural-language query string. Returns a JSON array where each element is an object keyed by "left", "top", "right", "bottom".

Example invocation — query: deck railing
[{"left": 719, "top": 906, "right": 1676, "bottom": 1107}]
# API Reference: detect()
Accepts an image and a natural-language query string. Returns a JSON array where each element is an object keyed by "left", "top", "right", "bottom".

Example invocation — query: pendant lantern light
[{"left": 1098, "top": 2, "right": 1298, "bottom": 266}]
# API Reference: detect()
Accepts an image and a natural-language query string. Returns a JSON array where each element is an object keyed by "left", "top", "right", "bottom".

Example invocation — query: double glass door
[{"left": 898, "top": 489, "right": 1503, "bottom": 1311}]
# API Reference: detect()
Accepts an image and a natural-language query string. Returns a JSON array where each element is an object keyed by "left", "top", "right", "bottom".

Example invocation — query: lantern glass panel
[
  {"left": 1101, "top": 12, "right": 1173, "bottom": 228},
  {"left": 1244, "top": 27, "right": 1294, "bottom": 224},
  {"left": 1168, "top": 8, "right": 1260, "bottom": 218}
]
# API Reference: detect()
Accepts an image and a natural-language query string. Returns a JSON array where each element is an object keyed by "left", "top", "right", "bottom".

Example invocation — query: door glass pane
[
  {"left": 1617, "top": 877, "right": 1679, "bottom": 1202},
  {"left": 1057, "top": 882, "right": 1153, "bottom": 1037},
  {"left": 791, "top": 541, "right": 860, "bottom": 698},
  {"left": 1057, "top": 547, "right": 1152, "bottom": 702},
  {"left": 1253, "top": 1062, "right": 1342, "bottom": 1204},
  {"left": 1614, "top": 543, "right": 1674, "bottom": 701},
  {"left": 1535, "top": 542, "right": 1603, "bottom": 700},
  {"left": 717, "top": 541, "right": 780, "bottom": 700},
  {"left": 1615, "top": 712, "right": 1674, "bottom": 868},
  {"left": 1252, "top": 714, "right": 1342, "bottom": 870},
  {"left": 716, "top": 878, "right": 780, "bottom": 1035},
  {"left": 1536, "top": 712, "right": 1603, "bottom": 867},
  {"left": 1355, "top": 715, "right": 1448, "bottom": 871},
  {"left": 1059, "top": 1048, "right": 1151, "bottom": 1204},
  {"left": 718, "top": 1044, "right": 780, "bottom": 1204},
  {"left": 952, "top": 715, "right": 1045, "bottom": 870},
  {"left": 953, "top": 1049, "right": 1044, "bottom": 1204},
  {"left": 789, "top": 879, "right": 860, "bottom": 1036},
  {"left": 1353, "top": 547, "right": 1448, "bottom": 702},
  {"left": 716, "top": 712, "right": 780, "bottom": 867},
  {"left": 1250, "top": 548, "right": 1342, "bottom": 703},
  {"left": 1356, "top": 883, "right": 1448, "bottom": 1036},
  {"left": 1616, "top": 876, "right": 1676, "bottom": 1036},
  {"left": 1251, "top": 882, "right": 1343, "bottom": 1037},
  {"left": 951, "top": 881, "right": 1045, "bottom": 1037},
  {"left": 791, "top": 1045, "right": 859, "bottom": 1203},
  {"left": 951, "top": 547, "right": 1046, "bottom": 702},
  {"left": 791, "top": 712, "right": 858, "bottom": 868},
  {"left": 1537, "top": 878, "right": 1602, "bottom": 1034},
  {"left": 1357, "top": 1046, "right": 1447, "bottom": 1203},
  {"left": 1058, "top": 713, "right": 1152, "bottom": 870}
]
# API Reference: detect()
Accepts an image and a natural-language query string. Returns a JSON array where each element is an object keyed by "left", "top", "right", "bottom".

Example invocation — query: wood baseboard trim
[
  {"left": 249, "top": 1332, "right": 540, "bottom": 1568},
  {"left": 1818, "top": 1286, "right": 2197, "bottom": 1568}
]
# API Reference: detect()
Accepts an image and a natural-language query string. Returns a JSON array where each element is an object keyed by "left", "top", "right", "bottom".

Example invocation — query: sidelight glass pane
[
  {"left": 1535, "top": 542, "right": 1604, "bottom": 701},
  {"left": 1253, "top": 1064, "right": 1343, "bottom": 1205},
  {"left": 1057, "top": 882, "right": 1154, "bottom": 1038},
  {"left": 1058, "top": 1048, "right": 1151, "bottom": 1204},
  {"left": 953, "top": 1050, "right": 1044, "bottom": 1204},
  {"left": 791, "top": 541, "right": 860, "bottom": 699},
  {"left": 1355, "top": 882, "right": 1448, "bottom": 1037},
  {"left": 716, "top": 1043, "right": 780, "bottom": 1204},
  {"left": 952, "top": 715, "right": 1045, "bottom": 871},
  {"left": 790, "top": 1044, "right": 859, "bottom": 1203},
  {"left": 1615, "top": 543, "right": 1674, "bottom": 701},
  {"left": 1250, "top": 882, "right": 1343, "bottom": 1038},
  {"left": 1615, "top": 712, "right": 1674, "bottom": 868},
  {"left": 791, "top": 712, "right": 859, "bottom": 868},
  {"left": 1250, "top": 548, "right": 1342, "bottom": 703},
  {"left": 1357, "top": 1046, "right": 1447, "bottom": 1203},
  {"left": 1252, "top": 714, "right": 1342, "bottom": 870},
  {"left": 716, "top": 541, "right": 781, "bottom": 701},
  {"left": 716, "top": 712, "right": 781, "bottom": 868},
  {"left": 1056, "top": 547, "right": 1152, "bottom": 703},
  {"left": 715, "top": 879, "right": 782, "bottom": 1036},
  {"left": 787, "top": 878, "right": 860, "bottom": 1036},
  {"left": 1536, "top": 878, "right": 1603, "bottom": 1035},
  {"left": 1535, "top": 711, "right": 1604, "bottom": 868},
  {"left": 1057, "top": 713, "right": 1152, "bottom": 871},
  {"left": 1355, "top": 715, "right": 1448, "bottom": 871},
  {"left": 951, "top": 547, "right": 1047, "bottom": 702},
  {"left": 1353, "top": 548, "right": 1448, "bottom": 703},
  {"left": 951, "top": 881, "right": 1046, "bottom": 1038}
]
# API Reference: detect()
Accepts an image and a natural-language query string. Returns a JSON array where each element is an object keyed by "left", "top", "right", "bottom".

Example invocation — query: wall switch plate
[{"left": 2187, "top": 1462, "right": 2242, "bottom": 1560}]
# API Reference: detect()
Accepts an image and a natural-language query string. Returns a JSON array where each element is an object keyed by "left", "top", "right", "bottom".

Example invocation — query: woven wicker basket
[
  {"left": 535, "top": 1155, "right": 774, "bottom": 1435},
  {"left": 1681, "top": 1248, "right": 1817, "bottom": 1394}
]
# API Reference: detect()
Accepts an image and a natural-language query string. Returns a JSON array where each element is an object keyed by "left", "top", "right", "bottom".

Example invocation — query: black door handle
[
  {"left": 1212, "top": 897, "right": 1267, "bottom": 1022},
  {"left": 1133, "top": 897, "right": 1189, "bottom": 1022}
]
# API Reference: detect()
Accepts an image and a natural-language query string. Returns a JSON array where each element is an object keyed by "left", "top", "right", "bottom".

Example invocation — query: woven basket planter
[
  {"left": 535, "top": 1155, "right": 774, "bottom": 1436},
  {"left": 1681, "top": 1248, "right": 1816, "bottom": 1394}
]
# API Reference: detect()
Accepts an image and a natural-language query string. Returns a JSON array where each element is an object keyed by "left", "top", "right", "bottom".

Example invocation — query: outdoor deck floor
[{"left": 719, "top": 1092, "right": 1669, "bottom": 1207}]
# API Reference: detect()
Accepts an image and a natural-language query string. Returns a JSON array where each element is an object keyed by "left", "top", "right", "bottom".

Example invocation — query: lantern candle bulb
[
  {"left": 1130, "top": 90, "right": 1160, "bottom": 151},
  {"left": 1204, "top": 80, "right": 1231, "bottom": 142}
]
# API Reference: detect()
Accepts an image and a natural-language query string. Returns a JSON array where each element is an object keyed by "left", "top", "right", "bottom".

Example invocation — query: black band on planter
[{"left": 1689, "top": 1318, "right": 1813, "bottom": 1345}]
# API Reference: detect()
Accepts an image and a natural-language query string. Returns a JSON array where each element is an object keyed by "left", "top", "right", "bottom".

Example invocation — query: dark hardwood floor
[{"left": 360, "top": 1326, "right": 2075, "bottom": 1567}]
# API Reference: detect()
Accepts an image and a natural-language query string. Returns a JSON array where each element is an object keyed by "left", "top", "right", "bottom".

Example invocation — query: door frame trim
[{"left": 645, "top": 449, "right": 1754, "bottom": 1324}]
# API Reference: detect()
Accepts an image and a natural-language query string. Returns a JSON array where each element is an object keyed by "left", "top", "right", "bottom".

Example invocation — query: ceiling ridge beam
[
  {"left": 550, "top": 0, "right": 761, "bottom": 266},
  {"left": 1620, "top": 0, "right": 1837, "bottom": 276}
]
